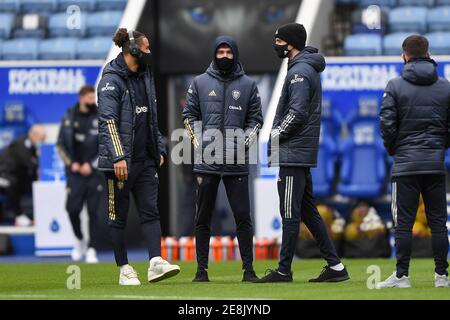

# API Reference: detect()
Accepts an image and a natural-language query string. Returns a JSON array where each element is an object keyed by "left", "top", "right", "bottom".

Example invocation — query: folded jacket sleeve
[
  {"left": 97, "top": 74, "right": 125, "bottom": 163},
  {"left": 271, "top": 73, "right": 312, "bottom": 142},
  {"left": 244, "top": 81, "right": 264, "bottom": 148},
  {"left": 182, "top": 79, "right": 201, "bottom": 149},
  {"left": 380, "top": 80, "right": 398, "bottom": 156}
]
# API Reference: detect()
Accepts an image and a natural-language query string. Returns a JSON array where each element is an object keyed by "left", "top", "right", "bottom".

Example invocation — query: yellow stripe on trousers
[{"left": 108, "top": 179, "right": 116, "bottom": 221}]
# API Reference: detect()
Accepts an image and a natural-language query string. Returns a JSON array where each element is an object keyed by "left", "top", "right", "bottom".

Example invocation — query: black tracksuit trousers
[
  {"left": 392, "top": 174, "right": 449, "bottom": 277},
  {"left": 195, "top": 174, "right": 254, "bottom": 272},
  {"left": 66, "top": 172, "right": 103, "bottom": 248},
  {"left": 277, "top": 167, "right": 341, "bottom": 274},
  {"left": 105, "top": 159, "right": 161, "bottom": 266}
]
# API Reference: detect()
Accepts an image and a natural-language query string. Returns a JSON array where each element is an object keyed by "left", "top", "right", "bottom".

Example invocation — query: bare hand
[
  {"left": 80, "top": 162, "right": 92, "bottom": 176},
  {"left": 114, "top": 160, "right": 128, "bottom": 181},
  {"left": 71, "top": 162, "right": 81, "bottom": 173},
  {"left": 160, "top": 155, "right": 165, "bottom": 167}
]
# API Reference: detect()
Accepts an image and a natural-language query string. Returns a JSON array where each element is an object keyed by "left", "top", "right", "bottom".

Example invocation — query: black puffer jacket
[
  {"left": 380, "top": 58, "right": 450, "bottom": 177},
  {"left": 57, "top": 103, "right": 98, "bottom": 170},
  {"left": 97, "top": 53, "right": 166, "bottom": 172},
  {"left": 269, "top": 47, "right": 326, "bottom": 167},
  {"left": 182, "top": 36, "right": 263, "bottom": 176}
]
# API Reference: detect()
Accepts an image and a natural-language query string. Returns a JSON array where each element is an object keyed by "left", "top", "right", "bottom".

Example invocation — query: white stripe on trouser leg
[
  {"left": 391, "top": 182, "right": 397, "bottom": 227},
  {"left": 289, "top": 177, "right": 293, "bottom": 219},
  {"left": 286, "top": 176, "right": 293, "bottom": 219},
  {"left": 284, "top": 176, "right": 293, "bottom": 219},
  {"left": 284, "top": 177, "right": 289, "bottom": 219}
]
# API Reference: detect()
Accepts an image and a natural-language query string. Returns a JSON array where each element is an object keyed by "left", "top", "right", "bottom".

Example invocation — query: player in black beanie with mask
[
  {"left": 257, "top": 23, "right": 349, "bottom": 283},
  {"left": 182, "top": 36, "right": 263, "bottom": 282}
]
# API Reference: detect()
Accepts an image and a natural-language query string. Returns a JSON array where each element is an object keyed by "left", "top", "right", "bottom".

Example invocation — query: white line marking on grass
[{"left": 0, "top": 294, "right": 273, "bottom": 300}]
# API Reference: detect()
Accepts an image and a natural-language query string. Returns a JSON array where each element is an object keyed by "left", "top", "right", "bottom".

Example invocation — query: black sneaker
[
  {"left": 309, "top": 266, "right": 350, "bottom": 283},
  {"left": 242, "top": 269, "right": 259, "bottom": 282},
  {"left": 192, "top": 269, "right": 210, "bottom": 282},
  {"left": 255, "top": 269, "right": 293, "bottom": 283}
]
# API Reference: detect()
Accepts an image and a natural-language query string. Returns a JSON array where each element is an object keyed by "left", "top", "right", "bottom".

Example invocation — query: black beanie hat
[{"left": 275, "top": 23, "right": 307, "bottom": 51}]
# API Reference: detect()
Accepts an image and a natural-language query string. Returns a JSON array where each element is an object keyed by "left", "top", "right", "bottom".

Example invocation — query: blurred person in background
[
  {"left": 0, "top": 125, "right": 46, "bottom": 227},
  {"left": 378, "top": 35, "right": 450, "bottom": 289},
  {"left": 257, "top": 23, "right": 349, "bottom": 283},
  {"left": 182, "top": 36, "right": 263, "bottom": 283},
  {"left": 97, "top": 28, "right": 180, "bottom": 286},
  {"left": 57, "top": 85, "right": 102, "bottom": 264}
]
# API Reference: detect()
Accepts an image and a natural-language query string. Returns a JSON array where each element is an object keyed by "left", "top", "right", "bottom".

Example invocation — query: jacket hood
[
  {"left": 288, "top": 46, "right": 326, "bottom": 73},
  {"left": 207, "top": 35, "right": 245, "bottom": 80},
  {"left": 102, "top": 53, "right": 146, "bottom": 79},
  {"left": 402, "top": 58, "right": 439, "bottom": 86}
]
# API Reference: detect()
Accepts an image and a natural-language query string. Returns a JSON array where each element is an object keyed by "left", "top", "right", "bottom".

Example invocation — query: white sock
[
  {"left": 330, "top": 263, "right": 344, "bottom": 271},
  {"left": 120, "top": 264, "right": 130, "bottom": 272}
]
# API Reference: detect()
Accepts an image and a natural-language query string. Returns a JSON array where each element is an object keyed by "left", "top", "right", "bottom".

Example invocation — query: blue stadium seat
[
  {"left": 0, "top": 13, "right": 14, "bottom": 39},
  {"left": 428, "top": 6, "right": 450, "bottom": 31},
  {"left": 311, "top": 128, "right": 337, "bottom": 199},
  {"left": 436, "top": 0, "right": 450, "bottom": 5},
  {"left": 321, "top": 96, "right": 343, "bottom": 143},
  {"left": 76, "top": 36, "right": 111, "bottom": 59},
  {"left": 12, "top": 14, "right": 48, "bottom": 39},
  {"left": 358, "top": 0, "right": 397, "bottom": 8},
  {"left": 347, "top": 95, "right": 381, "bottom": 125},
  {"left": 21, "top": 0, "right": 58, "bottom": 13},
  {"left": 86, "top": 10, "right": 123, "bottom": 36},
  {"left": 352, "top": 7, "right": 388, "bottom": 35},
  {"left": 338, "top": 93, "right": 386, "bottom": 198},
  {"left": 389, "top": 7, "right": 428, "bottom": 33},
  {"left": 344, "top": 34, "right": 382, "bottom": 56},
  {"left": 426, "top": 32, "right": 450, "bottom": 54},
  {"left": 0, "top": 102, "right": 34, "bottom": 153},
  {"left": 383, "top": 32, "right": 418, "bottom": 55},
  {"left": 39, "top": 37, "right": 78, "bottom": 60},
  {"left": 338, "top": 136, "right": 386, "bottom": 198},
  {"left": 0, "top": 0, "right": 20, "bottom": 12},
  {"left": 48, "top": 12, "right": 87, "bottom": 37},
  {"left": 58, "top": 0, "right": 96, "bottom": 11},
  {"left": 1, "top": 38, "right": 39, "bottom": 60},
  {"left": 96, "top": 0, "right": 127, "bottom": 11},
  {"left": 397, "top": 0, "right": 434, "bottom": 7}
]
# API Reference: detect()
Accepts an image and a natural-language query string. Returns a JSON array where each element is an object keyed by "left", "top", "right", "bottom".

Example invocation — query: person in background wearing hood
[
  {"left": 377, "top": 35, "right": 450, "bottom": 289},
  {"left": 0, "top": 125, "right": 45, "bottom": 227},
  {"left": 182, "top": 36, "right": 263, "bottom": 282},
  {"left": 257, "top": 23, "right": 349, "bottom": 283},
  {"left": 97, "top": 28, "right": 180, "bottom": 286},
  {"left": 57, "top": 85, "right": 101, "bottom": 264}
]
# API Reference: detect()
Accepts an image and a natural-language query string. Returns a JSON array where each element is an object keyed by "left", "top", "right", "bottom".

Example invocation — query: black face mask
[
  {"left": 137, "top": 51, "right": 152, "bottom": 68},
  {"left": 86, "top": 103, "right": 96, "bottom": 110},
  {"left": 273, "top": 43, "right": 291, "bottom": 59},
  {"left": 216, "top": 57, "right": 234, "bottom": 73}
]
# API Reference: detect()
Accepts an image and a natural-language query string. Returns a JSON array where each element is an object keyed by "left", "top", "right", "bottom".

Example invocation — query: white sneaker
[
  {"left": 148, "top": 256, "right": 180, "bottom": 283},
  {"left": 71, "top": 239, "right": 87, "bottom": 262},
  {"left": 376, "top": 272, "right": 412, "bottom": 289},
  {"left": 15, "top": 214, "right": 32, "bottom": 227},
  {"left": 435, "top": 273, "right": 450, "bottom": 288},
  {"left": 85, "top": 247, "right": 99, "bottom": 264},
  {"left": 119, "top": 265, "right": 141, "bottom": 286}
]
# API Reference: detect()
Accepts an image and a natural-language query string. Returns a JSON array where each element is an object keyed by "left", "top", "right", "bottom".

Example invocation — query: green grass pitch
[{"left": 0, "top": 259, "right": 449, "bottom": 300}]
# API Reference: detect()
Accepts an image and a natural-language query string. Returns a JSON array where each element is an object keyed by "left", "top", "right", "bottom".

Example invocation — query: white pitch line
[{"left": 0, "top": 294, "right": 274, "bottom": 300}]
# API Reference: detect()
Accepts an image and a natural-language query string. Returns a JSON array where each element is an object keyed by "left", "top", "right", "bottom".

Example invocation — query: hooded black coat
[
  {"left": 380, "top": 58, "right": 450, "bottom": 177},
  {"left": 269, "top": 47, "right": 326, "bottom": 167},
  {"left": 182, "top": 36, "right": 263, "bottom": 176}
]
